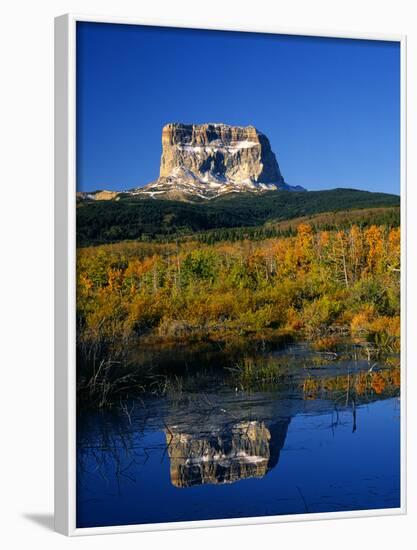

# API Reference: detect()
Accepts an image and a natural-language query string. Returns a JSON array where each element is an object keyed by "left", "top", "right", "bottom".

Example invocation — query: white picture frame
[{"left": 54, "top": 13, "right": 407, "bottom": 536}]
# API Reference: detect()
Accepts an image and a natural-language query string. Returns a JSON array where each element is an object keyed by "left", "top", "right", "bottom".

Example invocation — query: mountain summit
[{"left": 133, "top": 123, "right": 305, "bottom": 201}]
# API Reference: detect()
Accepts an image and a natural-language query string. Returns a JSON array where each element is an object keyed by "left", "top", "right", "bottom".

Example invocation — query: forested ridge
[{"left": 77, "top": 188, "right": 400, "bottom": 246}]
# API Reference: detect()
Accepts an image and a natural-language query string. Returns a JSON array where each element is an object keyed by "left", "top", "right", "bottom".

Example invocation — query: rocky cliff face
[
  {"left": 160, "top": 123, "right": 283, "bottom": 184},
  {"left": 135, "top": 123, "right": 305, "bottom": 201}
]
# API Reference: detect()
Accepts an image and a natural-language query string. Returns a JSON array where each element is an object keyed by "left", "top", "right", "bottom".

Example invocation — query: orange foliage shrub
[
  {"left": 367, "top": 316, "right": 400, "bottom": 338},
  {"left": 350, "top": 305, "right": 376, "bottom": 334}
]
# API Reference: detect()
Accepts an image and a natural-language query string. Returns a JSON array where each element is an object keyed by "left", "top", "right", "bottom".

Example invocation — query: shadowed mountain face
[
  {"left": 166, "top": 419, "right": 290, "bottom": 488},
  {"left": 136, "top": 123, "right": 304, "bottom": 200}
]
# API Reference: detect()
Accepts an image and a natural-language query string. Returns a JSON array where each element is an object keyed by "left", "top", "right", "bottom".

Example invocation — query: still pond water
[{"left": 77, "top": 341, "right": 400, "bottom": 528}]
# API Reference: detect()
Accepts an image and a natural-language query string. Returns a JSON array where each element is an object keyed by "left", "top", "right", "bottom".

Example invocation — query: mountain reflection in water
[
  {"left": 166, "top": 419, "right": 289, "bottom": 487},
  {"left": 76, "top": 342, "right": 401, "bottom": 528}
]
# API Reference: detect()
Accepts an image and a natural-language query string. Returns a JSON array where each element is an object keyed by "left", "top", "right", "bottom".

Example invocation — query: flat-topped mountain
[
  {"left": 77, "top": 123, "right": 305, "bottom": 202},
  {"left": 134, "top": 123, "right": 304, "bottom": 200}
]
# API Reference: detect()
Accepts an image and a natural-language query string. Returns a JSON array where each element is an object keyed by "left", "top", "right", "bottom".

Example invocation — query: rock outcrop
[
  {"left": 134, "top": 123, "right": 305, "bottom": 200},
  {"left": 76, "top": 190, "right": 119, "bottom": 202}
]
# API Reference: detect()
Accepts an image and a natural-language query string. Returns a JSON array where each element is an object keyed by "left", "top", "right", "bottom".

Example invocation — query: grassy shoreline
[{"left": 76, "top": 327, "right": 399, "bottom": 408}]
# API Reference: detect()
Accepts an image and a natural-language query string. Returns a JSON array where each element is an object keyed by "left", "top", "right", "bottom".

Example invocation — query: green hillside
[{"left": 76, "top": 188, "right": 400, "bottom": 246}]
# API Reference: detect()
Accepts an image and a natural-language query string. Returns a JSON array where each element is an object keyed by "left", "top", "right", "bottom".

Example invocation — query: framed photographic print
[{"left": 54, "top": 14, "right": 406, "bottom": 535}]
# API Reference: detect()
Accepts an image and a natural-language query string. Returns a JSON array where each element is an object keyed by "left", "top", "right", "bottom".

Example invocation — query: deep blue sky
[{"left": 76, "top": 22, "right": 400, "bottom": 194}]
